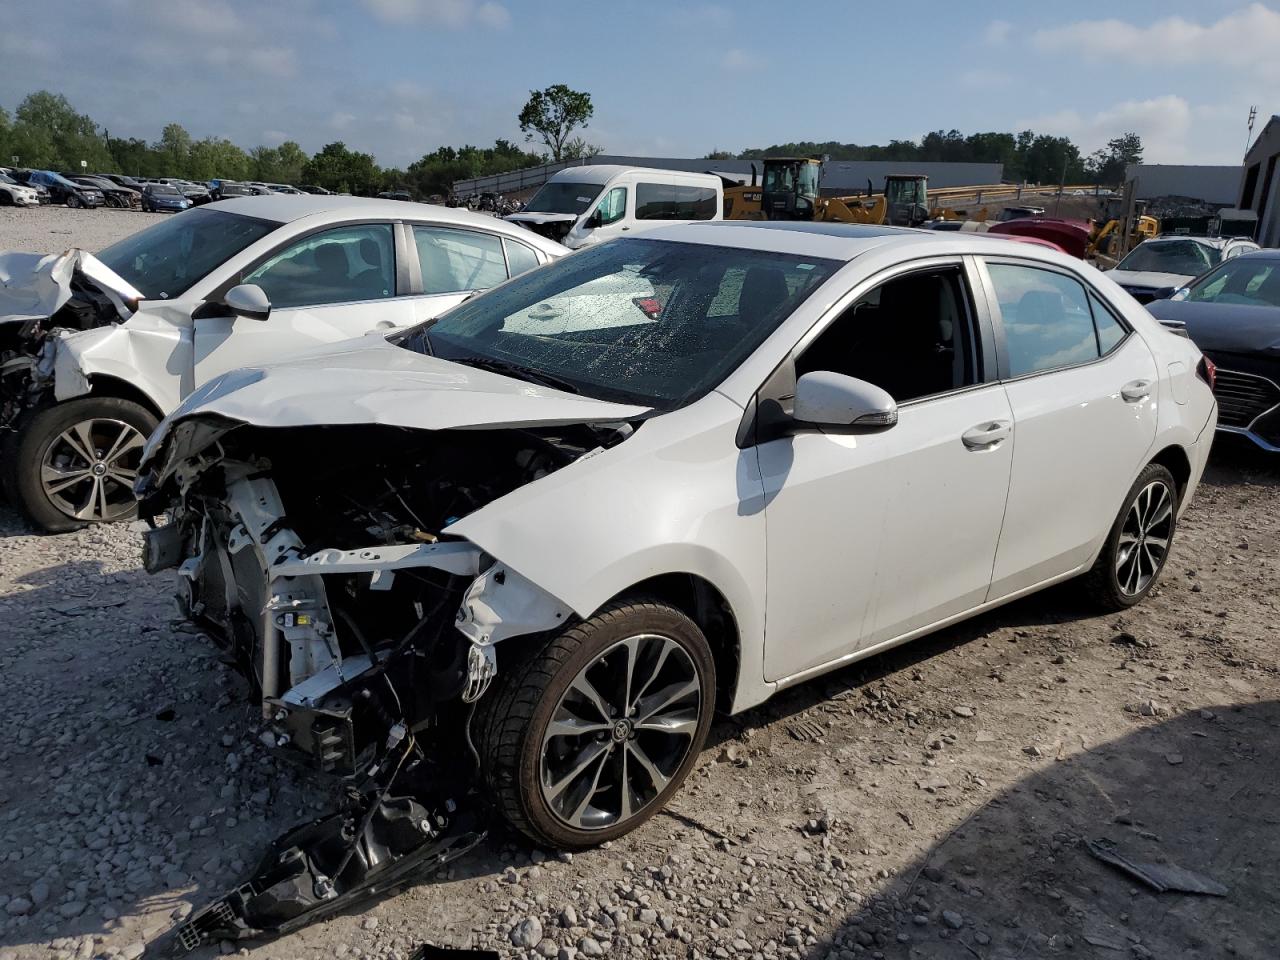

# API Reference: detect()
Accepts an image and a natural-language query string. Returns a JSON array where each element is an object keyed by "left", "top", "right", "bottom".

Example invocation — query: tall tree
[
  {"left": 157, "top": 123, "right": 192, "bottom": 177},
  {"left": 301, "top": 141, "right": 380, "bottom": 194},
  {"left": 518, "top": 84, "right": 595, "bottom": 163},
  {"left": 1087, "top": 133, "right": 1144, "bottom": 186},
  {"left": 12, "top": 90, "right": 110, "bottom": 169},
  {"left": 274, "top": 140, "right": 308, "bottom": 183}
]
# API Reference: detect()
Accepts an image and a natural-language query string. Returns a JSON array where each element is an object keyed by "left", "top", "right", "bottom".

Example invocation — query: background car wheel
[
  {"left": 1, "top": 396, "right": 158, "bottom": 533},
  {"left": 1083, "top": 463, "right": 1178, "bottom": 611},
  {"left": 66, "top": 195, "right": 82, "bottom": 208},
  {"left": 477, "top": 598, "right": 716, "bottom": 850}
]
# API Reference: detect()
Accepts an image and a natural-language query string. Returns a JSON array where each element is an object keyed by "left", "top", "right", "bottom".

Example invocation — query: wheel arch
[
  {"left": 609, "top": 573, "right": 741, "bottom": 714},
  {"left": 85, "top": 375, "right": 165, "bottom": 422},
  {"left": 1148, "top": 443, "right": 1192, "bottom": 502}
]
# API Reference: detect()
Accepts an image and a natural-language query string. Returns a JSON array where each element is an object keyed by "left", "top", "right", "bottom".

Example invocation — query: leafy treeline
[
  {"left": 0, "top": 91, "right": 547, "bottom": 196},
  {"left": 713, "top": 130, "right": 1145, "bottom": 186}
]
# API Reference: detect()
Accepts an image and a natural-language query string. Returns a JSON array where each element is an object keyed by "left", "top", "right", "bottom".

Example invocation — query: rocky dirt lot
[{"left": 1, "top": 207, "right": 1278, "bottom": 960}]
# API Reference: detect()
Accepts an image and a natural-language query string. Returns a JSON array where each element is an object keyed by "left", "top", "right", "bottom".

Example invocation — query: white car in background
[
  {"left": 138, "top": 223, "right": 1216, "bottom": 885},
  {"left": 1106, "top": 235, "right": 1259, "bottom": 303},
  {"left": 0, "top": 196, "right": 564, "bottom": 530},
  {"left": 0, "top": 171, "right": 41, "bottom": 206}
]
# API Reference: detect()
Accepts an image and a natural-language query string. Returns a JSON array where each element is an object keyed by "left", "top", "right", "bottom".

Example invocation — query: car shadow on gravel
[{"left": 799, "top": 699, "right": 1280, "bottom": 959}]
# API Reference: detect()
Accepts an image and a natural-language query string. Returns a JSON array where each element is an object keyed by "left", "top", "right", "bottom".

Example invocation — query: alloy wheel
[
  {"left": 539, "top": 634, "right": 701, "bottom": 831},
  {"left": 40, "top": 418, "right": 146, "bottom": 522},
  {"left": 1115, "top": 479, "right": 1173, "bottom": 597}
]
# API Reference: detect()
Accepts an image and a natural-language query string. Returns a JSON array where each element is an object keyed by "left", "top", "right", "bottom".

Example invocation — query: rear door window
[
  {"left": 413, "top": 225, "right": 508, "bottom": 294},
  {"left": 986, "top": 263, "right": 1098, "bottom": 376}
]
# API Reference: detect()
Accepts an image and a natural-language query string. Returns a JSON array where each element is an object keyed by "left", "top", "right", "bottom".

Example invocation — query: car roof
[
  {"left": 209, "top": 194, "right": 567, "bottom": 254},
  {"left": 638, "top": 220, "right": 1056, "bottom": 263},
  {"left": 1142, "top": 235, "right": 1240, "bottom": 249},
  {"left": 1229, "top": 248, "right": 1280, "bottom": 261},
  {"left": 547, "top": 164, "right": 720, "bottom": 186}
]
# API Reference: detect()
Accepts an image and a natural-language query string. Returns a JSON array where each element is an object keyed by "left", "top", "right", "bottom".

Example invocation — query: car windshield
[
  {"left": 1117, "top": 240, "right": 1219, "bottom": 276},
  {"left": 1186, "top": 258, "right": 1280, "bottom": 307},
  {"left": 96, "top": 207, "right": 278, "bottom": 300},
  {"left": 150, "top": 185, "right": 180, "bottom": 195},
  {"left": 0, "top": 173, "right": 15, "bottom": 185},
  {"left": 399, "top": 238, "right": 840, "bottom": 409},
  {"left": 45, "top": 172, "right": 81, "bottom": 189},
  {"left": 523, "top": 181, "right": 604, "bottom": 215}
]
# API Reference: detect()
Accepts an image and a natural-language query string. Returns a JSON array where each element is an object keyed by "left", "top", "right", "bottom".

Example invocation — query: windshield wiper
[{"left": 448, "top": 355, "right": 581, "bottom": 394}]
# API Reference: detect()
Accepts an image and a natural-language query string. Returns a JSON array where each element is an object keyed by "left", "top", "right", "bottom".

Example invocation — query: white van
[{"left": 505, "top": 165, "right": 723, "bottom": 249}]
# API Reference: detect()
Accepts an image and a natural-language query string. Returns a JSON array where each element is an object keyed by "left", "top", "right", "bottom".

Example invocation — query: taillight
[
  {"left": 1196, "top": 355, "right": 1216, "bottom": 391},
  {"left": 633, "top": 296, "right": 663, "bottom": 319}
]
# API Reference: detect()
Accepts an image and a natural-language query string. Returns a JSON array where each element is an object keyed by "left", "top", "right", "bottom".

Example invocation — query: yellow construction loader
[
  {"left": 723, "top": 157, "right": 937, "bottom": 226},
  {"left": 1086, "top": 198, "right": 1160, "bottom": 259}
]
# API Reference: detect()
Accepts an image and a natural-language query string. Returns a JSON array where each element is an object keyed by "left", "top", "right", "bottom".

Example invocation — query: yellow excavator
[
  {"left": 1086, "top": 197, "right": 1160, "bottom": 259},
  {"left": 723, "top": 157, "right": 936, "bottom": 226}
]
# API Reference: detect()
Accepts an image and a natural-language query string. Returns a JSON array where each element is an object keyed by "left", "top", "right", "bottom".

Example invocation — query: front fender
[{"left": 53, "top": 320, "right": 186, "bottom": 413}]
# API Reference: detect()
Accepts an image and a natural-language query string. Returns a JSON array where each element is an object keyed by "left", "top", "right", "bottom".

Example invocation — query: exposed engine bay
[{"left": 138, "top": 418, "right": 634, "bottom": 952}]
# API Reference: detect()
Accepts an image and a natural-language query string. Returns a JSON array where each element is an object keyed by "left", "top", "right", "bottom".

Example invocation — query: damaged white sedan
[
  {"left": 135, "top": 222, "right": 1215, "bottom": 948},
  {"left": 0, "top": 195, "right": 564, "bottom": 531}
]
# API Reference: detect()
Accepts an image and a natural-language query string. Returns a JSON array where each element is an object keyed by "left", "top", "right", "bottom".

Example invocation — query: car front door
[
  {"left": 193, "top": 221, "right": 413, "bottom": 385},
  {"left": 757, "top": 259, "right": 1015, "bottom": 682},
  {"left": 404, "top": 224, "right": 537, "bottom": 325},
  {"left": 978, "top": 258, "right": 1159, "bottom": 599}
]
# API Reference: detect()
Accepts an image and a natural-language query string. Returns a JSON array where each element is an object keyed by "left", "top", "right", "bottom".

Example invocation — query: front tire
[
  {"left": 477, "top": 599, "right": 715, "bottom": 849},
  {"left": 1083, "top": 463, "right": 1178, "bottom": 611},
  {"left": 1, "top": 397, "right": 158, "bottom": 533}
]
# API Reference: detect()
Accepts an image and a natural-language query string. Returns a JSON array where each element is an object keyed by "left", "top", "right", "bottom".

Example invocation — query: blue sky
[{"left": 2, "top": 0, "right": 1276, "bottom": 168}]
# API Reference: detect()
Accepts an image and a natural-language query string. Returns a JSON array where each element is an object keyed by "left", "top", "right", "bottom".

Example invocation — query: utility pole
[{"left": 1246, "top": 106, "right": 1257, "bottom": 157}]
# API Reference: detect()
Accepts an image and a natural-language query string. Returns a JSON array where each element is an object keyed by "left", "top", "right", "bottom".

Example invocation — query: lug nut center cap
[
  {"left": 91, "top": 461, "right": 107, "bottom": 477},
  {"left": 611, "top": 719, "right": 633, "bottom": 742}
]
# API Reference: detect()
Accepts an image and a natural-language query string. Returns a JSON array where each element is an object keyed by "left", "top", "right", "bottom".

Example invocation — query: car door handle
[
  {"left": 1121, "top": 379, "right": 1152, "bottom": 402},
  {"left": 962, "top": 420, "right": 1012, "bottom": 449}
]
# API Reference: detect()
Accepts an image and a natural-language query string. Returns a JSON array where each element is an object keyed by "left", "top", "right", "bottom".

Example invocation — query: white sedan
[
  {"left": 0, "top": 196, "right": 565, "bottom": 530},
  {"left": 139, "top": 222, "right": 1215, "bottom": 864}
]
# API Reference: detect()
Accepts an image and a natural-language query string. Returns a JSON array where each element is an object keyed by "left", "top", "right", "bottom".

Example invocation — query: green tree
[
  {"left": 518, "top": 84, "right": 595, "bottom": 163},
  {"left": 0, "top": 107, "right": 11, "bottom": 165},
  {"left": 1086, "top": 133, "right": 1143, "bottom": 186},
  {"left": 274, "top": 140, "right": 308, "bottom": 184},
  {"left": 12, "top": 91, "right": 110, "bottom": 170},
  {"left": 157, "top": 123, "right": 192, "bottom": 177},
  {"left": 249, "top": 145, "right": 282, "bottom": 181},
  {"left": 301, "top": 141, "right": 380, "bottom": 193},
  {"left": 188, "top": 137, "right": 250, "bottom": 180}
]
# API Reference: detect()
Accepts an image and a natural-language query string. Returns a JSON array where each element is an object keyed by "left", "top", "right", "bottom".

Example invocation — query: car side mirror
[
  {"left": 584, "top": 210, "right": 602, "bottom": 229},
  {"left": 792, "top": 371, "right": 898, "bottom": 431},
  {"left": 224, "top": 283, "right": 271, "bottom": 322}
]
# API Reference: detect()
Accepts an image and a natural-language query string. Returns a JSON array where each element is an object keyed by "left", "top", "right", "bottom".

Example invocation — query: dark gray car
[{"left": 1148, "top": 250, "right": 1280, "bottom": 451}]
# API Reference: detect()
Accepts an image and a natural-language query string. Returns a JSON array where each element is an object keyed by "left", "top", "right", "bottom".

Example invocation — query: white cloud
[
  {"left": 1023, "top": 95, "right": 1198, "bottom": 162},
  {"left": 1033, "top": 3, "right": 1280, "bottom": 79},
  {"left": 329, "top": 111, "right": 356, "bottom": 130},
  {"left": 361, "top": 0, "right": 509, "bottom": 28},
  {"left": 720, "top": 48, "right": 765, "bottom": 72},
  {"left": 983, "top": 19, "right": 1012, "bottom": 44}
]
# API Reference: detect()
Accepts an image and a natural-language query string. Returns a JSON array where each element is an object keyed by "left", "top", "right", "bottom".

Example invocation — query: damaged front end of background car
[
  {"left": 0, "top": 249, "right": 139, "bottom": 438},
  {"left": 135, "top": 401, "right": 639, "bottom": 954}
]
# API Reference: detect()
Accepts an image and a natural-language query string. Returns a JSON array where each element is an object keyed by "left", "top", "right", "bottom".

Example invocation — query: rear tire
[
  {"left": 477, "top": 599, "right": 715, "bottom": 849},
  {"left": 66, "top": 195, "right": 82, "bottom": 208},
  {"left": 1082, "top": 463, "right": 1178, "bottom": 611},
  {"left": 1, "top": 396, "right": 158, "bottom": 533}
]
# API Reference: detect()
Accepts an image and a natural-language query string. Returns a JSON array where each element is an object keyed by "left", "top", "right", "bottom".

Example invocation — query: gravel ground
[
  {"left": 0, "top": 206, "right": 165, "bottom": 255},
  {"left": 1, "top": 207, "right": 1279, "bottom": 960}
]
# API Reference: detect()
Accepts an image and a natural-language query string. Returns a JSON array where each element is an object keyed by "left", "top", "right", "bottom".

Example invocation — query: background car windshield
[
  {"left": 150, "top": 185, "right": 180, "bottom": 195},
  {"left": 523, "top": 181, "right": 603, "bottom": 215},
  {"left": 96, "top": 208, "right": 278, "bottom": 300},
  {"left": 1118, "top": 240, "right": 1218, "bottom": 276},
  {"left": 1187, "top": 259, "right": 1280, "bottom": 307},
  {"left": 403, "top": 238, "right": 840, "bottom": 409}
]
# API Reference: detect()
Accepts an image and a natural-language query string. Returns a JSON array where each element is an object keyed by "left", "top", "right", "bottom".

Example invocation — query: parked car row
[
  {"left": 0, "top": 169, "right": 343, "bottom": 211},
  {"left": 0, "top": 192, "right": 1226, "bottom": 948}
]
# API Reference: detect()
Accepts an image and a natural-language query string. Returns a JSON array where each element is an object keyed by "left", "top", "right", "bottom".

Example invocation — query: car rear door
[
  {"left": 758, "top": 257, "right": 1014, "bottom": 682},
  {"left": 193, "top": 220, "right": 414, "bottom": 385},
  {"left": 977, "top": 257, "right": 1159, "bottom": 600},
  {"left": 403, "top": 223, "right": 544, "bottom": 324}
]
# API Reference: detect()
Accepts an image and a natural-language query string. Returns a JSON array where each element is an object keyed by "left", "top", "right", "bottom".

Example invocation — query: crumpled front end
[
  {"left": 139, "top": 415, "right": 627, "bottom": 951},
  {"left": 0, "top": 249, "right": 140, "bottom": 435}
]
